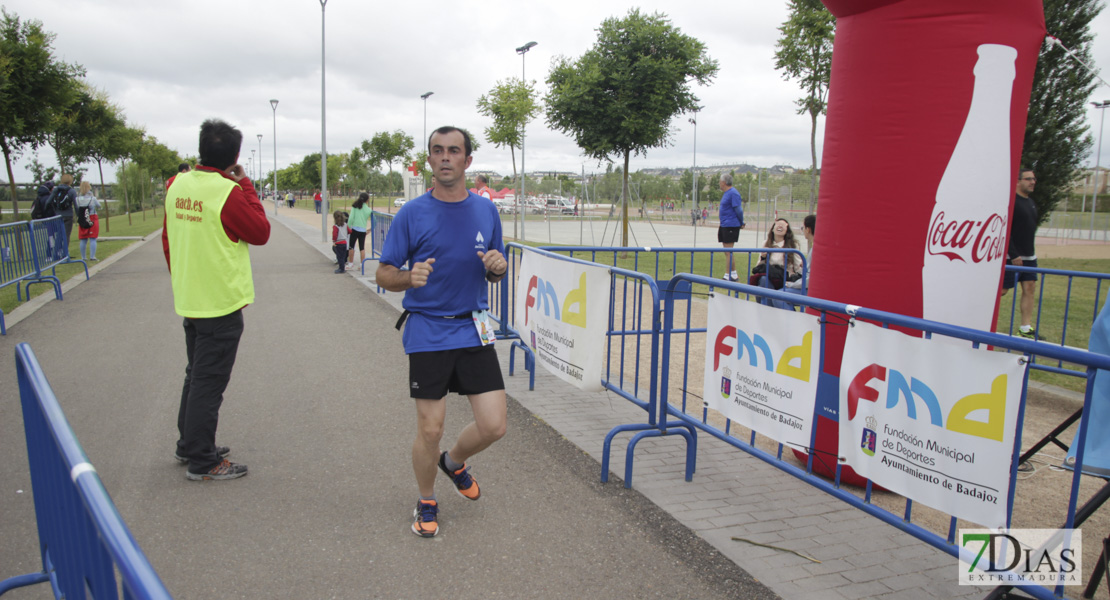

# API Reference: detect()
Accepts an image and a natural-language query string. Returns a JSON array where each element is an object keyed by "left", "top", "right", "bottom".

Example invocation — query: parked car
[{"left": 394, "top": 198, "right": 407, "bottom": 207}]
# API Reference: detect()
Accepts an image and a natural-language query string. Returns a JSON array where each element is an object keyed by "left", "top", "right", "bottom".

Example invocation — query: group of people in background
[
  {"left": 330, "top": 192, "right": 371, "bottom": 273},
  {"left": 34, "top": 173, "right": 100, "bottom": 262},
  {"left": 714, "top": 172, "right": 817, "bottom": 298}
]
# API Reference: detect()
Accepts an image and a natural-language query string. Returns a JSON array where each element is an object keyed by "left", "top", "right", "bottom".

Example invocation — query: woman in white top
[{"left": 76, "top": 180, "right": 101, "bottom": 261}]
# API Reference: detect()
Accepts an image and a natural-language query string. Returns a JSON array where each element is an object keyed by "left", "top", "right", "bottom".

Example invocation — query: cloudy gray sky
[{"left": 4, "top": 0, "right": 1110, "bottom": 184}]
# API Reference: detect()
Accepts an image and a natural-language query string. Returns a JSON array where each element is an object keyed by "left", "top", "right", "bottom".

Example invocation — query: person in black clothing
[
  {"left": 1002, "top": 168, "right": 1039, "bottom": 339},
  {"left": 53, "top": 174, "right": 77, "bottom": 251}
]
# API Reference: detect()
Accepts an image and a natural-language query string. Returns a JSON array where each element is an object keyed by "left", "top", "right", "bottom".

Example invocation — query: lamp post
[
  {"left": 421, "top": 91, "right": 434, "bottom": 191},
  {"left": 250, "top": 149, "right": 256, "bottom": 180},
  {"left": 256, "top": 134, "right": 263, "bottom": 186},
  {"left": 319, "top": 0, "right": 329, "bottom": 242},
  {"left": 1090, "top": 100, "right": 1110, "bottom": 240},
  {"left": 516, "top": 41, "right": 537, "bottom": 241},
  {"left": 689, "top": 112, "right": 697, "bottom": 245},
  {"left": 271, "top": 99, "right": 279, "bottom": 214}
]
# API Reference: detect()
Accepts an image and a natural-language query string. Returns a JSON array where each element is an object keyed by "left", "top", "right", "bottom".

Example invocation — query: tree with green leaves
[
  {"left": 49, "top": 85, "right": 96, "bottom": 175},
  {"left": 1022, "top": 0, "right": 1104, "bottom": 224},
  {"left": 346, "top": 145, "right": 378, "bottom": 192},
  {"left": 365, "top": 130, "right": 414, "bottom": 192},
  {"left": 477, "top": 77, "right": 540, "bottom": 235},
  {"left": 545, "top": 8, "right": 718, "bottom": 245},
  {"left": 0, "top": 8, "right": 83, "bottom": 216},
  {"left": 82, "top": 94, "right": 129, "bottom": 192},
  {"left": 774, "top": 0, "right": 835, "bottom": 213},
  {"left": 297, "top": 152, "right": 343, "bottom": 195},
  {"left": 133, "top": 135, "right": 180, "bottom": 220},
  {"left": 89, "top": 121, "right": 139, "bottom": 232}
]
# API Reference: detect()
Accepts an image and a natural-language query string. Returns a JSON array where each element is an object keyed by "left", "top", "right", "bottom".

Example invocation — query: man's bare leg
[
  {"left": 447, "top": 390, "right": 507, "bottom": 464},
  {"left": 413, "top": 398, "right": 447, "bottom": 498}
]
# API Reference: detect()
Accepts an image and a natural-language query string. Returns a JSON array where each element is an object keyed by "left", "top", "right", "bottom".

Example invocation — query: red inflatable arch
[{"left": 796, "top": 0, "right": 1046, "bottom": 485}]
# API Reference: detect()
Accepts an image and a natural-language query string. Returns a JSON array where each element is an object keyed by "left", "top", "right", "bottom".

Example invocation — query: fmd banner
[
  {"left": 514, "top": 248, "right": 610, "bottom": 392},
  {"left": 702, "top": 293, "right": 821, "bottom": 450},
  {"left": 839, "top": 321, "right": 1026, "bottom": 529}
]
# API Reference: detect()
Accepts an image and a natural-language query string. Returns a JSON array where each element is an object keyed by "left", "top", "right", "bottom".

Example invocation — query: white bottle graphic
[{"left": 922, "top": 44, "right": 1016, "bottom": 332}]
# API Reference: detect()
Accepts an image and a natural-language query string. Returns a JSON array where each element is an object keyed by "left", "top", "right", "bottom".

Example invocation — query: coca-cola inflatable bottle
[{"left": 921, "top": 44, "right": 1016, "bottom": 331}]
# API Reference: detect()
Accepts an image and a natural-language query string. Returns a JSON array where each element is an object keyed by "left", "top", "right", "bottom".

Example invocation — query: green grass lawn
[{"left": 1, "top": 211, "right": 164, "bottom": 316}]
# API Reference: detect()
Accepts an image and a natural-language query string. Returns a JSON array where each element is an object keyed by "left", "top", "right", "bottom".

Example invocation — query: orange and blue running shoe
[
  {"left": 438, "top": 451, "right": 480, "bottom": 500},
  {"left": 411, "top": 500, "right": 439, "bottom": 538}
]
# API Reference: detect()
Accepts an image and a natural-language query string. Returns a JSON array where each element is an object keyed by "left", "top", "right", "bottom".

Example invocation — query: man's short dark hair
[
  {"left": 1018, "top": 166, "right": 1034, "bottom": 180},
  {"left": 804, "top": 214, "right": 816, "bottom": 234},
  {"left": 198, "top": 119, "right": 242, "bottom": 170},
  {"left": 428, "top": 126, "right": 473, "bottom": 157},
  {"left": 476, "top": 174, "right": 488, "bottom": 185},
  {"left": 179, "top": 163, "right": 190, "bottom": 173}
]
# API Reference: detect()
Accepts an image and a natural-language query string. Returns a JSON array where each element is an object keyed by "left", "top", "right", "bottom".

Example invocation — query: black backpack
[
  {"left": 50, "top": 186, "right": 73, "bottom": 213},
  {"left": 77, "top": 201, "right": 94, "bottom": 229},
  {"left": 32, "top": 193, "right": 55, "bottom": 219}
]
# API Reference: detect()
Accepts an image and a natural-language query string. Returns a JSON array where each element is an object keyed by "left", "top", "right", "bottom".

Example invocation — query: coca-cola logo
[{"left": 926, "top": 211, "right": 1007, "bottom": 263}]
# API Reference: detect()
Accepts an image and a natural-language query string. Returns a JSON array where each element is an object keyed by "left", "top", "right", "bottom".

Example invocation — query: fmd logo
[
  {"left": 846, "top": 363, "right": 1008, "bottom": 442},
  {"left": 712, "top": 325, "right": 812, "bottom": 382},
  {"left": 524, "top": 273, "right": 587, "bottom": 328}
]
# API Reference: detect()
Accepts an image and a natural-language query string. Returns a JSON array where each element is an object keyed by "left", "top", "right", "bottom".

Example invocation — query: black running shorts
[
  {"left": 408, "top": 345, "right": 505, "bottom": 399},
  {"left": 718, "top": 227, "right": 741, "bottom": 244},
  {"left": 1002, "top": 257, "right": 1038, "bottom": 289}
]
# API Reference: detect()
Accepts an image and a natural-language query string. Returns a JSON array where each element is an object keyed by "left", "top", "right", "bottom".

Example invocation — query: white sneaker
[{"left": 345, "top": 262, "right": 354, "bottom": 269}]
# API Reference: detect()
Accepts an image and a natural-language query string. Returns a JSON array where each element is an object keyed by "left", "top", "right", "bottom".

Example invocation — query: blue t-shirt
[
  {"left": 719, "top": 186, "right": 744, "bottom": 228},
  {"left": 379, "top": 191, "right": 505, "bottom": 353}
]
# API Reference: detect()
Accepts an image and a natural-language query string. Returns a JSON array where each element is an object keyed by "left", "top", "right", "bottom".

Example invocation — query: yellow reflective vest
[{"left": 165, "top": 171, "right": 254, "bottom": 318}]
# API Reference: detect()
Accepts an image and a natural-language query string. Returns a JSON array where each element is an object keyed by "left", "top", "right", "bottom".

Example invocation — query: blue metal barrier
[
  {"left": 999, "top": 264, "right": 1110, "bottom": 372},
  {"left": 659, "top": 274, "right": 1110, "bottom": 600},
  {"left": 507, "top": 243, "right": 698, "bottom": 484},
  {"left": 0, "top": 218, "right": 72, "bottom": 336},
  {"left": 1, "top": 343, "right": 171, "bottom": 599},
  {"left": 541, "top": 245, "right": 807, "bottom": 292}
]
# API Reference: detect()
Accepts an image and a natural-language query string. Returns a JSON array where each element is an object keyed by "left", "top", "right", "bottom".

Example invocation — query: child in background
[{"left": 332, "top": 210, "right": 350, "bottom": 274}]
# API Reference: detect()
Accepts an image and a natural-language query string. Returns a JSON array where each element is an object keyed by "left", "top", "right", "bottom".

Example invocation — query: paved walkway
[
  {"left": 0, "top": 205, "right": 994, "bottom": 599},
  {"left": 258, "top": 206, "right": 995, "bottom": 599}
]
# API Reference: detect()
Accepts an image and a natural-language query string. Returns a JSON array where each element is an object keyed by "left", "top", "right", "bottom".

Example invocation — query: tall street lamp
[
  {"left": 1090, "top": 100, "right": 1110, "bottom": 240},
  {"left": 271, "top": 99, "right": 279, "bottom": 214},
  {"left": 257, "top": 134, "right": 263, "bottom": 185},
  {"left": 689, "top": 112, "right": 697, "bottom": 245},
  {"left": 516, "top": 40, "right": 537, "bottom": 241},
  {"left": 250, "top": 149, "right": 256, "bottom": 180},
  {"left": 421, "top": 91, "right": 434, "bottom": 191},
  {"left": 319, "top": 0, "right": 329, "bottom": 242}
]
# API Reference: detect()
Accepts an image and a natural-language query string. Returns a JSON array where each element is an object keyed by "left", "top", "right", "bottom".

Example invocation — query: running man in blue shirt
[
  {"left": 718, "top": 174, "right": 745, "bottom": 280},
  {"left": 376, "top": 126, "right": 509, "bottom": 538}
]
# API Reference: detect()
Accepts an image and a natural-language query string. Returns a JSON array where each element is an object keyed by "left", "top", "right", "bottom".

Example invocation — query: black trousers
[{"left": 176, "top": 310, "right": 244, "bottom": 472}]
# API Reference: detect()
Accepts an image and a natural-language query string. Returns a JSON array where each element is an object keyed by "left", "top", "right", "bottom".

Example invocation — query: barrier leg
[
  {"left": 1081, "top": 535, "right": 1110, "bottom": 599},
  {"left": 602, "top": 424, "right": 697, "bottom": 488},
  {"left": 23, "top": 277, "right": 62, "bottom": 302},
  {"left": 625, "top": 427, "right": 696, "bottom": 489},
  {"left": 508, "top": 340, "right": 536, "bottom": 390},
  {"left": 603, "top": 423, "right": 657, "bottom": 484},
  {"left": 0, "top": 571, "right": 50, "bottom": 595}
]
